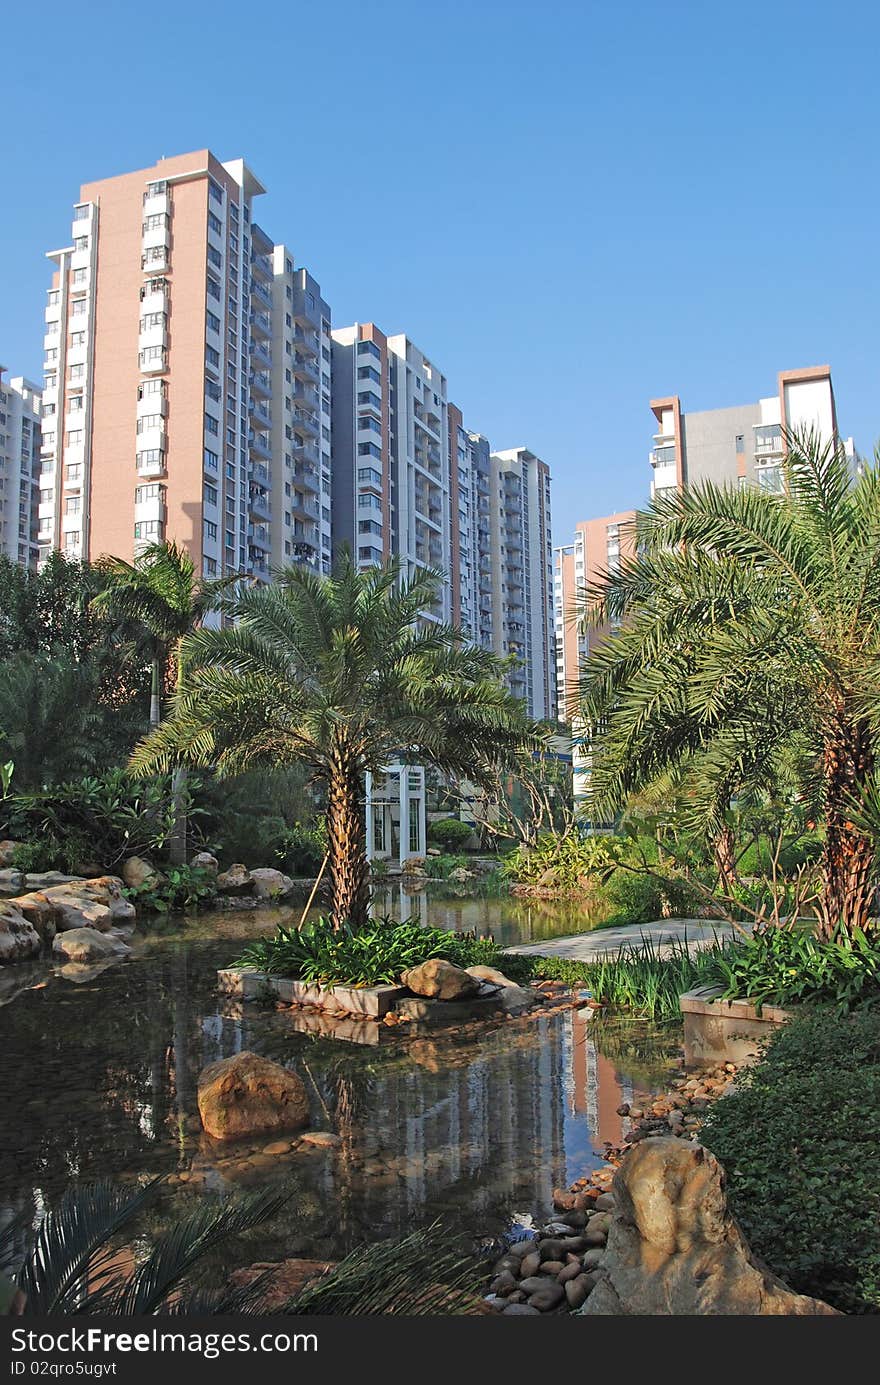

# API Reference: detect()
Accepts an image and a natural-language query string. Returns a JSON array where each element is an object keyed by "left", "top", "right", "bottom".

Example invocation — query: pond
[{"left": 0, "top": 889, "right": 679, "bottom": 1279}]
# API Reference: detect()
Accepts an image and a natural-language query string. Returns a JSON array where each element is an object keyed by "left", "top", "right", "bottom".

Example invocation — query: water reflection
[
  {"left": 0, "top": 908, "right": 675, "bottom": 1269},
  {"left": 371, "top": 883, "right": 609, "bottom": 947}
]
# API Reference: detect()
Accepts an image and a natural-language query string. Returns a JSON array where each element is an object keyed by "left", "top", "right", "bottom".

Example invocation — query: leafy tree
[
  {"left": 129, "top": 553, "right": 540, "bottom": 928},
  {"left": 579, "top": 430, "right": 880, "bottom": 939},
  {"left": 92, "top": 542, "right": 238, "bottom": 861}
]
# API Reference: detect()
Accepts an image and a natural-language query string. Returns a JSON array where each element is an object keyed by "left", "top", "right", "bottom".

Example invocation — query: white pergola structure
[{"left": 365, "top": 762, "right": 427, "bottom": 865}]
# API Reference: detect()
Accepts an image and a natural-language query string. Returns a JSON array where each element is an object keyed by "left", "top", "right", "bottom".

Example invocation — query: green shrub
[
  {"left": 700, "top": 925, "right": 880, "bottom": 1013},
  {"left": 6, "top": 770, "right": 179, "bottom": 872},
  {"left": 234, "top": 916, "right": 526, "bottom": 989},
  {"left": 10, "top": 840, "right": 57, "bottom": 874},
  {"left": 702, "top": 1005, "right": 880, "bottom": 1313},
  {"left": 424, "top": 853, "right": 469, "bottom": 880},
  {"left": 604, "top": 869, "right": 662, "bottom": 923},
  {"left": 123, "top": 864, "right": 217, "bottom": 914},
  {"left": 427, "top": 818, "right": 474, "bottom": 850},
  {"left": 274, "top": 822, "right": 326, "bottom": 876}
]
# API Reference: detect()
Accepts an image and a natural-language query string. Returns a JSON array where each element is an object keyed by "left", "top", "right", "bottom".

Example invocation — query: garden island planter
[{"left": 679, "top": 984, "right": 792, "bottom": 1068}]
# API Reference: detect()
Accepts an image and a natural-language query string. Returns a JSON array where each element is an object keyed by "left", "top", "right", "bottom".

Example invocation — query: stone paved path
[{"left": 506, "top": 917, "right": 738, "bottom": 960}]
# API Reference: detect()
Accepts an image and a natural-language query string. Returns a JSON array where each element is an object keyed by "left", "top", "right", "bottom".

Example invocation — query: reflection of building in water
[
  {"left": 200, "top": 1007, "right": 569, "bottom": 1223},
  {"left": 570, "top": 1010, "right": 661, "bottom": 1148}
]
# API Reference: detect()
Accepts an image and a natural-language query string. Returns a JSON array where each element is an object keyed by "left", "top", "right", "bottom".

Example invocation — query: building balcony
[
  {"left": 293, "top": 461, "right": 320, "bottom": 492},
  {"left": 249, "top": 398, "right": 272, "bottom": 430},
  {"left": 250, "top": 369, "right": 271, "bottom": 400},
  {"left": 291, "top": 491, "right": 320, "bottom": 519},
  {"left": 250, "top": 338, "right": 272, "bottom": 370},
  {"left": 293, "top": 407, "right": 318, "bottom": 436},
  {"left": 248, "top": 431, "right": 271, "bottom": 461},
  {"left": 292, "top": 326, "right": 319, "bottom": 356},
  {"left": 251, "top": 278, "right": 272, "bottom": 312},
  {"left": 292, "top": 353, "right": 320, "bottom": 384},
  {"left": 250, "top": 310, "right": 272, "bottom": 340},
  {"left": 247, "top": 523, "right": 271, "bottom": 551},
  {"left": 248, "top": 490, "right": 271, "bottom": 522}
]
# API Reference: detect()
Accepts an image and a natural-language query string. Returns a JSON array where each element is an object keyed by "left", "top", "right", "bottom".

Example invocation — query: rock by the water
[
  {"left": 528, "top": 1281, "right": 564, "bottom": 1311},
  {"left": 52, "top": 928, "right": 131, "bottom": 963},
  {"left": 401, "top": 958, "right": 481, "bottom": 1001},
  {"left": 249, "top": 868, "right": 295, "bottom": 900},
  {"left": 121, "top": 856, "right": 159, "bottom": 889},
  {"left": 400, "top": 856, "right": 427, "bottom": 876},
  {"left": 191, "top": 852, "right": 220, "bottom": 876},
  {"left": 298, "top": 1130, "right": 342, "bottom": 1148},
  {"left": 227, "top": 1258, "right": 334, "bottom": 1310},
  {"left": 583, "top": 1138, "right": 839, "bottom": 1316},
  {"left": 197, "top": 1050, "right": 309, "bottom": 1141},
  {"left": 48, "top": 894, "right": 114, "bottom": 933},
  {"left": 0, "top": 869, "right": 26, "bottom": 897},
  {"left": 502, "top": 1303, "right": 540, "bottom": 1316},
  {"left": 216, "top": 863, "right": 254, "bottom": 897},
  {"left": 465, "top": 965, "right": 520, "bottom": 988},
  {"left": 0, "top": 841, "right": 22, "bottom": 868},
  {"left": 13, "top": 892, "right": 60, "bottom": 944},
  {"left": 0, "top": 902, "right": 41, "bottom": 963}
]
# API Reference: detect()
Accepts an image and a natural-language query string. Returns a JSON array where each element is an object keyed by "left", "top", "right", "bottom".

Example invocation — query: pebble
[
  {"left": 565, "top": 1275, "right": 592, "bottom": 1310},
  {"left": 557, "top": 1261, "right": 583, "bottom": 1285},
  {"left": 518, "top": 1276, "right": 549, "bottom": 1294},
  {"left": 540, "top": 1260, "right": 565, "bottom": 1276},
  {"left": 593, "top": 1193, "right": 615, "bottom": 1212},
  {"left": 519, "top": 1251, "right": 541, "bottom": 1278},
  {"left": 490, "top": 1270, "right": 517, "bottom": 1295},
  {"left": 262, "top": 1140, "right": 293, "bottom": 1155},
  {"left": 502, "top": 1303, "right": 540, "bottom": 1316},
  {"left": 582, "top": 1247, "right": 605, "bottom": 1269},
  {"left": 528, "top": 1282, "right": 565, "bottom": 1311}
]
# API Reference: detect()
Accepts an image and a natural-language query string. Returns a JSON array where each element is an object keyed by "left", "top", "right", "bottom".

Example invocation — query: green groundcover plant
[
  {"left": 233, "top": 916, "right": 514, "bottom": 988},
  {"left": 509, "top": 927, "right": 880, "bottom": 1023},
  {"left": 701, "top": 1004, "right": 880, "bottom": 1313}
]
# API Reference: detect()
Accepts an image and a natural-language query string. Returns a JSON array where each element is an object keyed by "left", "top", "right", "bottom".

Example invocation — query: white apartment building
[
  {"left": 490, "top": 447, "right": 556, "bottom": 721},
  {"left": 0, "top": 369, "right": 41, "bottom": 568},
  {"left": 270, "top": 249, "right": 332, "bottom": 576},
  {"left": 650, "top": 364, "right": 857, "bottom": 498},
  {"left": 331, "top": 325, "right": 453, "bottom": 621}
]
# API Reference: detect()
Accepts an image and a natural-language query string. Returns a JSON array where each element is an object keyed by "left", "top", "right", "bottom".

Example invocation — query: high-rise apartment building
[
  {"left": 331, "top": 324, "right": 454, "bottom": 621},
  {"left": 489, "top": 447, "right": 556, "bottom": 721},
  {"left": 649, "top": 364, "right": 856, "bottom": 499},
  {"left": 38, "top": 150, "right": 329, "bottom": 581},
  {"left": 0, "top": 368, "right": 41, "bottom": 568},
  {"left": 270, "top": 249, "right": 333, "bottom": 576}
]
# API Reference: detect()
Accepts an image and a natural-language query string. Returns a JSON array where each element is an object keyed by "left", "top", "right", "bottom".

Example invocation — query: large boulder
[
  {"left": 583, "top": 1138, "right": 838, "bottom": 1316},
  {"left": 0, "top": 902, "right": 41, "bottom": 964},
  {"left": 121, "top": 856, "right": 159, "bottom": 890},
  {"left": 401, "top": 958, "right": 481, "bottom": 1001},
  {"left": 13, "top": 892, "right": 60, "bottom": 945},
  {"left": 47, "top": 894, "right": 114, "bottom": 933},
  {"left": 465, "top": 964, "right": 521, "bottom": 988},
  {"left": 216, "top": 863, "right": 254, "bottom": 897},
  {"left": 400, "top": 856, "right": 427, "bottom": 877},
  {"left": 249, "top": 867, "right": 294, "bottom": 900},
  {"left": 191, "top": 852, "right": 220, "bottom": 877},
  {"left": 197, "top": 1051, "right": 310, "bottom": 1141},
  {"left": 0, "top": 841, "right": 22, "bottom": 868},
  {"left": 52, "top": 927, "right": 131, "bottom": 964}
]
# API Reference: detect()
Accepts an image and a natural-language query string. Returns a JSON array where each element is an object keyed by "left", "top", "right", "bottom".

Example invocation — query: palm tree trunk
[
  {"left": 714, "top": 821, "right": 738, "bottom": 895},
  {"left": 819, "top": 709, "right": 875, "bottom": 940},
  {"left": 326, "top": 750, "right": 369, "bottom": 930},
  {"left": 168, "top": 648, "right": 187, "bottom": 865}
]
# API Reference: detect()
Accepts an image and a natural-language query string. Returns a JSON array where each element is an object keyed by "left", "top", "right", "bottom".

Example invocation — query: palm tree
[
  {"left": 578, "top": 430, "right": 880, "bottom": 940},
  {"left": 93, "top": 542, "right": 238, "bottom": 861},
  {"left": 129, "top": 553, "right": 540, "bottom": 928}
]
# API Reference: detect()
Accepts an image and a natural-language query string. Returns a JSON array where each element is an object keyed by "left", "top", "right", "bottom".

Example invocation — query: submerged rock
[
  {"left": 583, "top": 1138, "right": 839, "bottom": 1316},
  {"left": 197, "top": 1050, "right": 309, "bottom": 1141}
]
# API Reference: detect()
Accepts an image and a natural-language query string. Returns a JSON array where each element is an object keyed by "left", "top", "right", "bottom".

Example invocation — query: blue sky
[{"left": 2, "top": 0, "right": 878, "bottom": 541}]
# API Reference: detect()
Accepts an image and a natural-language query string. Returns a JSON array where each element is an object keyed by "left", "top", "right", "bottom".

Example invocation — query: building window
[
  {"left": 66, "top": 463, "right": 82, "bottom": 484},
  {"left": 135, "top": 483, "right": 163, "bottom": 504},
  {"left": 735, "top": 434, "right": 745, "bottom": 454},
  {"left": 204, "top": 414, "right": 219, "bottom": 435},
  {"left": 65, "top": 496, "right": 81, "bottom": 515},
  {"left": 208, "top": 211, "right": 223, "bottom": 235},
  {"left": 134, "top": 521, "right": 163, "bottom": 541},
  {"left": 204, "top": 483, "right": 218, "bottom": 507},
  {"left": 142, "top": 213, "right": 169, "bottom": 232},
  {"left": 137, "top": 414, "right": 163, "bottom": 433},
  {"left": 203, "top": 519, "right": 218, "bottom": 541}
]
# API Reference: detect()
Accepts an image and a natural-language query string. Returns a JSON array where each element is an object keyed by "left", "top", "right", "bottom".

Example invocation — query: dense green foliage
[
  {"left": 579, "top": 433, "right": 880, "bottom": 938},
  {"left": 5, "top": 769, "right": 180, "bottom": 873},
  {"left": 122, "top": 864, "right": 218, "bottom": 914},
  {"left": 702, "top": 1005, "right": 880, "bottom": 1313},
  {"left": 234, "top": 916, "right": 515, "bottom": 988},
  {"left": 427, "top": 817, "right": 474, "bottom": 850},
  {"left": 131, "top": 553, "right": 538, "bottom": 928}
]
